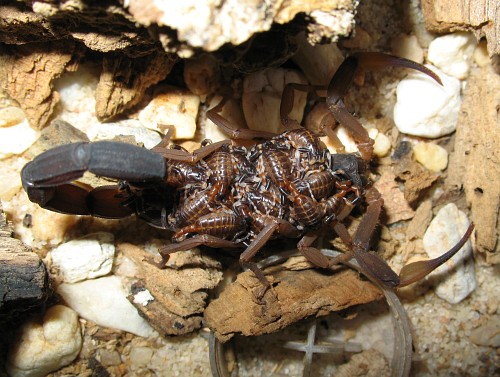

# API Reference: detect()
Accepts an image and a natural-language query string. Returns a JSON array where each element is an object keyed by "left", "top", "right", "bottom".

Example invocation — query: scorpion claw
[
  {"left": 397, "top": 223, "right": 475, "bottom": 287},
  {"left": 21, "top": 141, "right": 166, "bottom": 217}
]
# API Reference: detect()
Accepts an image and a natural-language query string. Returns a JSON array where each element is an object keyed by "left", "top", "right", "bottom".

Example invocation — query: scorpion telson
[{"left": 21, "top": 52, "right": 473, "bottom": 298}]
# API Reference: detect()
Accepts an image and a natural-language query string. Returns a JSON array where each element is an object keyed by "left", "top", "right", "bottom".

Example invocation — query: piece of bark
[
  {"left": 421, "top": 0, "right": 499, "bottom": 56},
  {"left": 0, "top": 204, "right": 50, "bottom": 325},
  {"left": 118, "top": 243, "right": 223, "bottom": 336},
  {"left": 95, "top": 52, "right": 176, "bottom": 121},
  {"left": 0, "top": 41, "right": 79, "bottom": 129},
  {"left": 392, "top": 149, "right": 439, "bottom": 206},
  {"left": 446, "top": 64, "right": 500, "bottom": 262},
  {"left": 406, "top": 199, "right": 433, "bottom": 241},
  {"left": 205, "top": 268, "right": 382, "bottom": 342},
  {"left": 374, "top": 171, "right": 415, "bottom": 224}
]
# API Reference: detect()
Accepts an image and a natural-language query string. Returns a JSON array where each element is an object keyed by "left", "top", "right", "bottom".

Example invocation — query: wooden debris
[
  {"left": 421, "top": 0, "right": 499, "bottom": 56},
  {"left": 446, "top": 64, "right": 500, "bottom": 262},
  {"left": 205, "top": 268, "right": 382, "bottom": 342},
  {"left": 0, "top": 42, "right": 78, "bottom": 129},
  {"left": 0, "top": 204, "right": 50, "bottom": 325},
  {"left": 374, "top": 171, "right": 415, "bottom": 224},
  {"left": 95, "top": 52, "right": 176, "bottom": 121},
  {"left": 117, "top": 243, "right": 223, "bottom": 336}
]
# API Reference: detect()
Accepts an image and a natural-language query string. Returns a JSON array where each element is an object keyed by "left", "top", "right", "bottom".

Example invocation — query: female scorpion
[{"left": 21, "top": 52, "right": 474, "bottom": 297}]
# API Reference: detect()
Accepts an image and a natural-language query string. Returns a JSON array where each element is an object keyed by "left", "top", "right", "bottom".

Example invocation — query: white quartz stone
[
  {"left": 6, "top": 305, "right": 82, "bottom": 377},
  {"left": 50, "top": 232, "right": 115, "bottom": 283},
  {"left": 428, "top": 32, "right": 477, "bottom": 80},
  {"left": 57, "top": 275, "right": 156, "bottom": 337},
  {"left": 393, "top": 65, "right": 461, "bottom": 138},
  {"left": 423, "top": 203, "right": 476, "bottom": 304},
  {"left": 0, "top": 119, "right": 40, "bottom": 159}
]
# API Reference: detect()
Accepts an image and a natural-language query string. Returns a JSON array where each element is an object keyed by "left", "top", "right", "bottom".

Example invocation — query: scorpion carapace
[{"left": 21, "top": 52, "right": 473, "bottom": 297}]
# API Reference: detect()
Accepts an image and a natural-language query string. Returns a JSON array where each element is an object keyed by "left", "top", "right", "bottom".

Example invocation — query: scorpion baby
[{"left": 21, "top": 52, "right": 474, "bottom": 298}]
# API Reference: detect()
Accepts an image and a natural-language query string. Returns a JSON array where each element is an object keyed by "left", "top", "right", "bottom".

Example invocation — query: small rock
[
  {"left": 31, "top": 206, "right": 79, "bottom": 246},
  {"left": 0, "top": 106, "right": 26, "bottom": 129},
  {"left": 242, "top": 68, "right": 307, "bottom": 134},
  {"left": 413, "top": 142, "right": 448, "bottom": 172},
  {"left": 58, "top": 275, "right": 156, "bottom": 337},
  {"left": 183, "top": 55, "right": 220, "bottom": 100},
  {"left": 87, "top": 119, "right": 162, "bottom": 149},
  {"left": 393, "top": 65, "right": 461, "bottom": 138},
  {"left": 132, "top": 289, "right": 155, "bottom": 306},
  {"left": 469, "top": 318, "right": 500, "bottom": 347},
  {"left": 205, "top": 97, "right": 248, "bottom": 142},
  {"left": 0, "top": 119, "right": 40, "bottom": 159},
  {"left": 423, "top": 203, "right": 476, "bottom": 304},
  {"left": 50, "top": 232, "right": 115, "bottom": 283},
  {"left": 372, "top": 130, "right": 391, "bottom": 157},
  {"left": 97, "top": 349, "right": 122, "bottom": 367},
  {"left": 138, "top": 86, "right": 200, "bottom": 140},
  {"left": 6, "top": 305, "right": 82, "bottom": 377},
  {"left": 391, "top": 34, "right": 424, "bottom": 63},
  {"left": 428, "top": 32, "right": 476, "bottom": 80},
  {"left": 292, "top": 32, "right": 344, "bottom": 85},
  {"left": 54, "top": 63, "right": 99, "bottom": 134},
  {"left": 129, "top": 346, "right": 154, "bottom": 367}
]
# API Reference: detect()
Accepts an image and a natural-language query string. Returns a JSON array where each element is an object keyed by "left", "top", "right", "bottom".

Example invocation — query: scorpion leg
[
  {"left": 155, "top": 235, "right": 242, "bottom": 268},
  {"left": 240, "top": 219, "right": 302, "bottom": 298},
  {"left": 207, "top": 96, "right": 277, "bottom": 140},
  {"left": 349, "top": 188, "right": 475, "bottom": 288},
  {"left": 21, "top": 141, "right": 166, "bottom": 217},
  {"left": 325, "top": 52, "right": 442, "bottom": 161}
]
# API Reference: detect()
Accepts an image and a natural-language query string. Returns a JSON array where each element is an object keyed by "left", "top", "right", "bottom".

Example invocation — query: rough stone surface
[{"left": 6, "top": 305, "right": 82, "bottom": 377}]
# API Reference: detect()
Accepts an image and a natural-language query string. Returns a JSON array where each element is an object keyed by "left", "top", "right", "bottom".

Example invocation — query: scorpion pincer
[{"left": 20, "top": 52, "right": 474, "bottom": 299}]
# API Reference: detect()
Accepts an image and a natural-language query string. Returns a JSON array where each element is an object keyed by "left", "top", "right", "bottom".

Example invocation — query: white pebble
[
  {"left": 138, "top": 86, "right": 200, "bottom": 140},
  {"left": 413, "top": 142, "right": 448, "bottom": 172},
  {"left": 428, "top": 32, "right": 476, "bottom": 80},
  {"left": 6, "top": 305, "right": 82, "bottom": 377},
  {"left": 374, "top": 132, "right": 391, "bottom": 157},
  {"left": 50, "top": 232, "right": 115, "bottom": 283},
  {"left": 423, "top": 203, "right": 476, "bottom": 304},
  {"left": 133, "top": 289, "right": 155, "bottom": 306},
  {"left": 393, "top": 65, "right": 461, "bottom": 138},
  {"left": 58, "top": 275, "right": 156, "bottom": 337},
  {"left": 87, "top": 119, "right": 162, "bottom": 149},
  {"left": 0, "top": 119, "right": 40, "bottom": 159},
  {"left": 242, "top": 68, "right": 307, "bottom": 134}
]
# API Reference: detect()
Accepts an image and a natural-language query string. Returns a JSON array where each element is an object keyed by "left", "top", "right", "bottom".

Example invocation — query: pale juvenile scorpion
[{"left": 21, "top": 52, "right": 474, "bottom": 297}]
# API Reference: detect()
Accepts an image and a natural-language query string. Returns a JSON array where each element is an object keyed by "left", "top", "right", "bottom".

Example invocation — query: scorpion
[{"left": 21, "top": 52, "right": 474, "bottom": 298}]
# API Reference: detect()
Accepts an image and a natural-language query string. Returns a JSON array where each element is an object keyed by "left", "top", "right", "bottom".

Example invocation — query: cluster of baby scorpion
[{"left": 21, "top": 52, "right": 474, "bottom": 298}]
